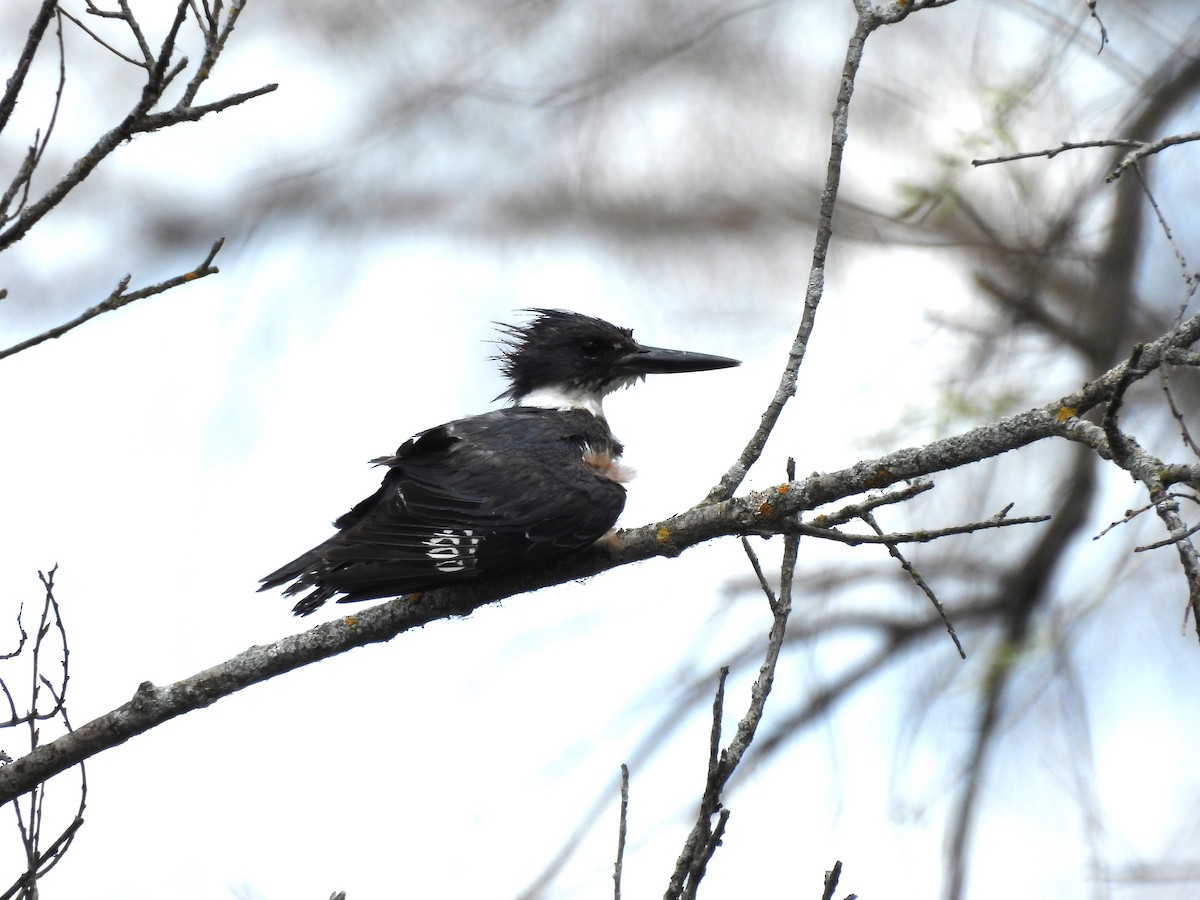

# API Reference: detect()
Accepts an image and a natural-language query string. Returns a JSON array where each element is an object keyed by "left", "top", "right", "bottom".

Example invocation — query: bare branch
[
  {"left": 59, "top": 8, "right": 144, "bottom": 67},
  {"left": 112, "top": 0, "right": 157, "bottom": 69},
  {"left": 970, "top": 132, "right": 1200, "bottom": 182},
  {"left": 0, "top": 239, "right": 224, "bottom": 362},
  {"left": 663, "top": 667, "right": 732, "bottom": 900},
  {"left": 797, "top": 506, "right": 1050, "bottom": 547},
  {"left": 179, "top": 0, "right": 250, "bottom": 108},
  {"left": 705, "top": 7, "right": 873, "bottom": 503},
  {"left": 860, "top": 509, "right": 965, "bottom": 659},
  {"left": 1135, "top": 521, "right": 1200, "bottom": 553},
  {"left": 972, "top": 139, "right": 1142, "bottom": 168},
  {"left": 0, "top": 1, "right": 275, "bottom": 255},
  {"left": 1108, "top": 131, "right": 1200, "bottom": 181},
  {"left": 738, "top": 537, "right": 778, "bottom": 612},
  {"left": 0, "top": 11, "right": 65, "bottom": 227},
  {"left": 0, "top": 568, "right": 86, "bottom": 897},
  {"left": 133, "top": 82, "right": 280, "bottom": 131},
  {"left": 707, "top": 0, "right": 964, "bottom": 503},
  {"left": 613, "top": 764, "right": 629, "bottom": 900},
  {"left": 667, "top": 463, "right": 805, "bottom": 897},
  {"left": 1092, "top": 494, "right": 1200, "bottom": 540},
  {"left": 0, "top": 0, "right": 58, "bottom": 135},
  {"left": 2, "top": 311, "right": 1199, "bottom": 802},
  {"left": 1085, "top": 0, "right": 1109, "bottom": 53}
]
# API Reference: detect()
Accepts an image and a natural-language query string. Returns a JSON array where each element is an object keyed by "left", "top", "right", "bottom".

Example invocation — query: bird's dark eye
[{"left": 580, "top": 339, "right": 606, "bottom": 357}]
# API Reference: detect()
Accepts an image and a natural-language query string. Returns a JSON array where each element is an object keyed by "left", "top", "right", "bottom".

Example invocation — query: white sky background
[{"left": 1, "top": 1, "right": 1199, "bottom": 898}]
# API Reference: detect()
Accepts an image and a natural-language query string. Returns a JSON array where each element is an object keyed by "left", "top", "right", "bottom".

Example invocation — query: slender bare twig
[
  {"left": 1085, "top": 0, "right": 1108, "bottom": 53},
  {"left": 1160, "top": 371, "right": 1200, "bottom": 458},
  {"left": 1092, "top": 493, "right": 1200, "bottom": 540},
  {"left": 57, "top": 8, "right": 143, "bottom": 67},
  {"left": 706, "top": 0, "right": 963, "bottom": 504},
  {"left": 0, "top": 8, "right": 66, "bottom": 228},
  {"left": 0, "top": 0, "right": 58, "bottom": 135},
  {"left": 739, "top": 538, "right": 778, "bottom": 612},
  {"left": 663, "top": 667, "right": 732, "bottom": 900},
  {"left": 798, "top": 505, "right": 1049, "bottom": 547},
  {"left": 860, "top": 510, "right": 965, "bottom": 659},
  {"left": 0, "top": 0, "right": 276, "bottom": 255},
  {"left": 0, "top": 238, "right": 224, "bottom": 362},
  {"left": 667, "top": 462, "right": 806, "bottom": 897},
  {"left": 972, "top": 139, "right": 1144, "bottom": 168},
  {"left": 1135, "top": 521, "right": 1200, "bottom": 552},
  {"left": 970, "top": 132, "right": 1200, "bottom": 181},
  {"left": 613, "top": 764, "right": 629, "bottom": 900},
  {"left": 1109, "top": 131, "right": 1200, "bottom": 181},
  {"left": 811, "top": 481, "right": 935, "bottom": 527},
  {"left": 704, "top": 8, "right": 872, "bottom": 502},
  {"left": 179, "top": 0, "right": 247, "bottom": 107},
  {"left": 1, "top": 568, "right": 86, "bottom": 899}
]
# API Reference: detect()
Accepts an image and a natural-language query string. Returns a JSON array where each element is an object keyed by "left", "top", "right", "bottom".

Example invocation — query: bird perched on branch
[{"left": 261, "top": 309, "right": 740, "bottom": 615}]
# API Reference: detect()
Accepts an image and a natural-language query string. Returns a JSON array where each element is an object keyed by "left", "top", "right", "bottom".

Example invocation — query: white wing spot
[{"left": 425, "top": 529, "right": 482, "bottom": 573}]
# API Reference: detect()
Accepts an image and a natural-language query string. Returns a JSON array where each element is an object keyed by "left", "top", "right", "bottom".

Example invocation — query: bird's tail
[{"left": 259, "top": 549, "right": 338, "bottom": 616}]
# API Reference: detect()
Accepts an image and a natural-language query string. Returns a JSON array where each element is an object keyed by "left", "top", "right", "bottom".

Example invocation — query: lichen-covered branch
[{"left": 2, "top": 314, "right": 1199, "bottom": 804}]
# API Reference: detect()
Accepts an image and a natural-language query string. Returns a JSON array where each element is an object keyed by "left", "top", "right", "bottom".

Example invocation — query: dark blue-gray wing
[{"left": 259, "top": 408, "right": 627, "bottom": 614}]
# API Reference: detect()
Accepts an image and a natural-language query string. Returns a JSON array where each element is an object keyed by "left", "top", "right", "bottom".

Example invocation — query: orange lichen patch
[
  {"left": 183, "top": 271, "right": 198, "bottom": 281},
  {"left": 656, "top": 527, "right": 671, "bottom": 544},
  {"left": 583, "top": 450, "right": 636, "bottom": 484},
  {"left": 776, "top": 484, "right": 789, "bottom": 494},
  {"left": 811, "top": 514, "right": 829, "bottom": 527},
  {"left": 1057, "top": 406, "right": 1078, "bottom": 422},
  {"left": 344, "top": 615, "right": 356, "bottom": 627},
  {"left": 759, "top": 501, "right": 773, "bottom": 516}
]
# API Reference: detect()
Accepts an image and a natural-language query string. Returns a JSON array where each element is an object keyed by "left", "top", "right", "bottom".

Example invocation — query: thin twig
[
  {"left": 58, "top": 7, "right": 144, "bottom": 67},
  {"left": 133, "top": 82, "right": 279, "bottom": 131},
  {"left": 797, "top": 508, "right": 1050, "bottom": 546},
  {"left": 1085, "top": 0, "right": 1108, "bottom": 53},
  {"left": 180, "top": 0, "right": 247, "bottom": 107},
  {"left": 0, "top": 0, "right": 59, "bottom": 134},
  {"left": 810, "top": 480, "right": 936, "bottom": 529},
  {"left": 1092, "top": 494, "right": 1200, "bottom": 540},
  {"left": 0, "top": 566, "right": 86, "bottom": 899},
  {"left": 613, "top": 764, "right": 628, "bottom": 900},
  {"left": 860, "top": 510, "right": 965, "bottom": 659},
  {"left": 1135, "top": 520, "right": 1200, "bottom": 552},
  {"left": 0, "top": 0, "right": 275, "bottom": 254},
  {"left": 116, "top": 0, "right": 157, "bottom": 68},
  {"left": 974, "top": 130, "right": 1200, "bottom": 179},
  {"left": 704, "top": 6, "right": 878, "bottom": 503},
  {"left": 739, "top": 538, "right": 778, "bottom": 613},
  {"left": 972, "top": 138, "right": 1143, "bottom": 168},
  {"left": 0, "top": 238, "right": 224, "bottom": 362},
  {"left": 664, "top": 667, "right": 731, "bottom": 900},
  {"left": 1109, "top": 131, "right": 1200, "bottom": 182}
]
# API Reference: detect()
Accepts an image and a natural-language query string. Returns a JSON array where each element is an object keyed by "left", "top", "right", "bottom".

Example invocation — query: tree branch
[
  {"left": 0, "top": 0, "right": 59, "bottom": 135},
  {"left": 0, "top": 2, "right": 275, "bottom": 254},
  {"left": 2, "top": 313, "right": 1199, "bottom": 803},
  {"left": 0, "top": 238, "right": 224, "bottom": 362}
]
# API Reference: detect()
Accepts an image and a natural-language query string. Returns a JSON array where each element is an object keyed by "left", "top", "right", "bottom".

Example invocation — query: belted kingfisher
[{"left": 261, "top": 309, "right": 740, "bottom": 615}]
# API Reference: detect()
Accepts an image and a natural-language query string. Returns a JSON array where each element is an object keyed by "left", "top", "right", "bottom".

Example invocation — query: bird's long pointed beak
[{"left": 613, "top": 343, "right": 741, "bottom": 376}]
